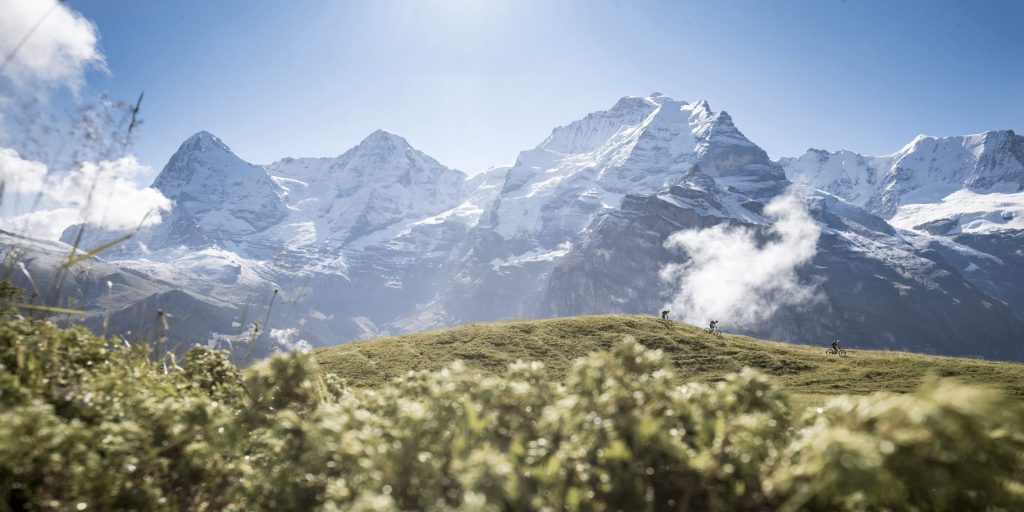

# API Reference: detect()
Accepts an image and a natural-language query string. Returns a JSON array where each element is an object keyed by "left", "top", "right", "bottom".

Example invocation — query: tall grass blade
[
  {"left": 10, "top": 303, "right": 85, "bottom": 316},
  {"left": 62, "top": 234, "right": 133, "bottom": 268},
  {"left": 244, "top": 288, "right": 278, "bottom": 363}
]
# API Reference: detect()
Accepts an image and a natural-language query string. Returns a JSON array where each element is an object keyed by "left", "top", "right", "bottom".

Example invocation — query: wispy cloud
[
  {"left": 660, "top": 189, "right": 821, "bottom": 329},
  {"left": 0, "top": 0, "right": 105, "bottom": 90},
  {"left": 0, "top": 153, "right": 171, "bottom": 240}
]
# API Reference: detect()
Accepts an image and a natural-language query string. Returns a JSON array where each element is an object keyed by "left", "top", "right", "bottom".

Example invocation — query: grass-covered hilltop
[
  {"left": 317, "top": 314, "right": 1024, "bottom": 407},
  {"left": 2, "top": 308, "right": 1024, "bottom": 511}
]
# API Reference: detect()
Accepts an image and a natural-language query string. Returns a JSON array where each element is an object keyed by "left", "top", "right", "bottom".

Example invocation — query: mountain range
[{"left": 5, "top": 93, "right": 1022, "bottom": 360}]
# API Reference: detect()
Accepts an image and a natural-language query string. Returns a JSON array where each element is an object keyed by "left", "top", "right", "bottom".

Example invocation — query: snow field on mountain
[{"left": 891, "top": 190, "right": 1024, "bottom": 234}]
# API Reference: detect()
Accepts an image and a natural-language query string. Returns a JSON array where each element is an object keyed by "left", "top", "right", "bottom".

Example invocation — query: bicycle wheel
[{"left": 839, "top": 349, "right": 847, "bottom": 356}]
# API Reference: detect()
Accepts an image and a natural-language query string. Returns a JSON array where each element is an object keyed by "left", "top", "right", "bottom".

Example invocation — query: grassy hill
[{"left": 316, "top": 314, "right": 1024, "bottom": 407}]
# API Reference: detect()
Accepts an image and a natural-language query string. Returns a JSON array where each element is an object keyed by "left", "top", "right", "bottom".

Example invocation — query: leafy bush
[{"left": 1, "top": 313, "right": 1022, "bottom": 511}]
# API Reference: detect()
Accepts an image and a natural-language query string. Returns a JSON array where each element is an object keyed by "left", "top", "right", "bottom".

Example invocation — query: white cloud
[
  {"left": 0, "top": 207, "right": 77, "bottom": 239},
  {"left": 269, "top": 327, "right": 312, "bottom": 352},
  {"left": 660, "top": 189, "right": 821, "bottom": 329},
  {"left": 0, "top": 146, "right": 47, "bottom": 193},
  {"left": 52, "top": 155, "right": 171, "bottom": 229},
  {"left": 0, "top": 0, "right": 105, "bottom": 89},
  {"left": 0, "top": 151, "right": 172, "bottom": 239}
]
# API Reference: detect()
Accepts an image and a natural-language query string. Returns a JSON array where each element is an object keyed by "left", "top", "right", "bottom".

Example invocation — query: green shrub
[
  {"left": 769, "top": 381, "right": 1024, "bottom": 511},
  {"left": 1, "top": 314, "right": 1022, "bottom": 511}
]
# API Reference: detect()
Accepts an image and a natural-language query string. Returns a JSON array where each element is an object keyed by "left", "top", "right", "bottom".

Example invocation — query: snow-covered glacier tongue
[{"left": 32, "top": 96, "right": 1024, "bottom": 360}]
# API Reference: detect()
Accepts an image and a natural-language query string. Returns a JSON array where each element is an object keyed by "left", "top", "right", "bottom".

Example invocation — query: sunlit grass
[{"left": 316, "top": 314, "right": 1024, "bottom": 400}]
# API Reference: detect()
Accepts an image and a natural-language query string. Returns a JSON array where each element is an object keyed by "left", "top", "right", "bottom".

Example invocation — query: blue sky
[{"left": 71, "top": 0, "right": 1024, "bottom": 177}]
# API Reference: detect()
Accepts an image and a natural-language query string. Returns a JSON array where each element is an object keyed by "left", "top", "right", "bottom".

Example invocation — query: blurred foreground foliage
[{"left": 1, "top": 312, "right": 1023, "bottom": 511}]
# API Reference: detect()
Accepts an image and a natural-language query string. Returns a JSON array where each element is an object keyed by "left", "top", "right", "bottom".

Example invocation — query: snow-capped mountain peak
[
  {"left": 324, "top": 129, "right": 458, "bottom": 179},
  {"left": 487, "top": 93, "right": 787, "bottom": 243},
  {"left": 537, "top": 95, "right": 660, "bottom": 154},
  {"left": 154, "top": 130, "right": 262, "bottom": 194},
  {"left": 783, "top": 129, "right": 1024, "bottom": 218},
  {"left": 353, "top": 128, "right": 412, "bottom": 154},
  {"left": 147, "top": 131, "right": 288, "bottom": 248},
  {"left": 689, "top": 98, "right": 712, "bottom": 114},
  {"left": 182, "top": 130, "right": 231, "bottom": 152},
  {"left": 154, "top": 130, "right": 280, "bottom": 201},
  {"left": 258, "top": 129, "right": 469, "bottom": 246}
]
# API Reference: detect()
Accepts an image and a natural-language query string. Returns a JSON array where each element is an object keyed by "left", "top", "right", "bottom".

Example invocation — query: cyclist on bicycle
[
  {"left": 709, "top": 320, "right": 719, "bottom": 332},
  {"left": 661, "top": 310, "right": 670, "bottom": 320},
  {"left": 831, "top": 339, "right": 841, "bottom": 352}
]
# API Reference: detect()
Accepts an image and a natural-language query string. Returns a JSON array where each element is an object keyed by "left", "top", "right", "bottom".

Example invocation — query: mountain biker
[
  {"left": 709, "top": 320, "right": 719, "bottom": 332},
  {"left": 831, "top": 339, "right": 841, "bottom": 352},
  {"left": 661, "top": 310, "right": 670, "bottom": 320}
]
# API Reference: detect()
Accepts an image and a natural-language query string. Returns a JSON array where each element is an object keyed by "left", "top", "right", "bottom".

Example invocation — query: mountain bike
[
  {"left": 704, "top": 326, "right": 722, "bottom": 337},
  {"left": 825, "top": 347, "right": 847, "bottom": 356}
]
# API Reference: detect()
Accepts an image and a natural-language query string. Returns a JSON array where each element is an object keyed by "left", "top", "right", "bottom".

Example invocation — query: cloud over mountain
[{"left": 660, "top": 188, "right": 822, "bottom": 328}]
